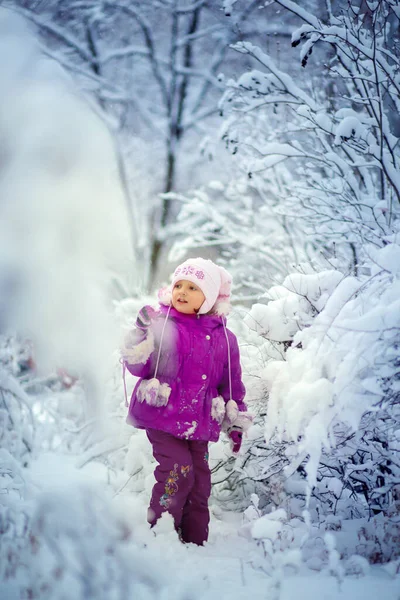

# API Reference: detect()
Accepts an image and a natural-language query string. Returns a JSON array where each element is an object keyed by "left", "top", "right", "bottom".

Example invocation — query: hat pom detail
[{"left": 213, "top": 266, "right": 232, "bottom": 315}]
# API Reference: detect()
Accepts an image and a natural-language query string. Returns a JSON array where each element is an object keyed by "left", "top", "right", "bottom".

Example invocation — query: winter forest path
[{"left": 27, "top": 452, "right": 400, "bottom": 600}]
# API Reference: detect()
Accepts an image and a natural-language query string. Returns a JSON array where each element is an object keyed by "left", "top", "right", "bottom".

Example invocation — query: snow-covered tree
[
  {"left": 243, "top": 242, "right": 400, "bottom": 561},
  {"left": 7, "top": 0, "right": 277, "bottom": 285},
  {"left": 163, "top": 166, "right": 305, "bottom": 299},
  {"left": 0, "top": 335, "right": 36, "bottom": 585},
  {"left": 175, "top": 0, "right": 400, "bottom": 564},
  {"left": 218, "top": 0, "right": 399, "bottom": 271},
  {"left": 169, "top": 1, "right": 400, "bottom": 291}
]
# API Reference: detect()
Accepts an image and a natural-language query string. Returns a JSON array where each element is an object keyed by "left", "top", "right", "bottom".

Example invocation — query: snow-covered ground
[{"left": 22, "top": 451, "right": 400, "bottom": 600}]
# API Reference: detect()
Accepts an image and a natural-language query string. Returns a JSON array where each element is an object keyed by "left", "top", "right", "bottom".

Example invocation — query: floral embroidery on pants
[
  {"left": 160, "top": 463, "right": 179, "bottom": 508},
  {"left": 204, "top": 451, "right": 209, "bottom": 463}
]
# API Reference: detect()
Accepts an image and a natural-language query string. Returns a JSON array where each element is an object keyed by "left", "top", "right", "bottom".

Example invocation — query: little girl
[{"left": 121, "top": 257, "right": 252, "bottom": 545}]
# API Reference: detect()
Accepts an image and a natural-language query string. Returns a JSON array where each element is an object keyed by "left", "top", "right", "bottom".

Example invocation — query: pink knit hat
[{"left": 159, "top": 257, "right": 232, "bottom": 315}]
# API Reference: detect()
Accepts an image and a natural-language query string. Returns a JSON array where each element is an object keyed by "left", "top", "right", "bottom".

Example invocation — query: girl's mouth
[{"left": 178, "top": 298, "right": 188, "bottom": 303}]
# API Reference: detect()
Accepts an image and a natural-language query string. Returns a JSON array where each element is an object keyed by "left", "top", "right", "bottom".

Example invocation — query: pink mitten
[{"left": 228, "top": 426, "right": 243, "bottom": 454}]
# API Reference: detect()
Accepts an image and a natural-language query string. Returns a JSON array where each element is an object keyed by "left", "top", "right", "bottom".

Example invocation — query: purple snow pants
[{"left": 146, "top": 428, "right": 211, "bottom": 545}]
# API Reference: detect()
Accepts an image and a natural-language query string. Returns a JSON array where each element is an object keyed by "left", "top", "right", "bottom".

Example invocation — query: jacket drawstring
[
  {"left": 121, "top": 358, "right": 128, "bottom": 407},
  {"left": 222, "top": 317, "right": 233, "bottom": 401}
]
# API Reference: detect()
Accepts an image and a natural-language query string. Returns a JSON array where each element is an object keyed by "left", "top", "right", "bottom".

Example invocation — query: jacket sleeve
[
  {"left": 120, "top": 325, "right": 155, "bottom": 379},
  {"left": 218, "top": 330, "right": 246, "bottom": 410}
]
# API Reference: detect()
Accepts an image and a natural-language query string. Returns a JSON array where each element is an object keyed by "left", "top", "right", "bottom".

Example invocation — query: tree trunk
[{"left": 149, "top": 6, "right": 201, "bottom": 285}]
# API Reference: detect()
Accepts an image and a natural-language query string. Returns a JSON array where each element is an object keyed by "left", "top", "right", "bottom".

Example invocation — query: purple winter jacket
[{"left": 124, "top": 305, "right": 247, "bottom": 442}]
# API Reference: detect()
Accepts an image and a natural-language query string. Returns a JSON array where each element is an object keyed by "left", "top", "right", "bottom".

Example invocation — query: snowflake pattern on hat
[{"left": 175, "top": 266, "right": 205, "bottom": 280}]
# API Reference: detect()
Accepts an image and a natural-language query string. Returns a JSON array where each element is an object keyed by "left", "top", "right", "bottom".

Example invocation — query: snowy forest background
[{"left": 1, "top": 0, "right": 399, "bottom": 598}]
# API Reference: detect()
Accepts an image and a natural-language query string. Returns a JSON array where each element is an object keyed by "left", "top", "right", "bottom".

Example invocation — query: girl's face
[{"left": 172, "top": 280, "right": 205, "bottom": 314}]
